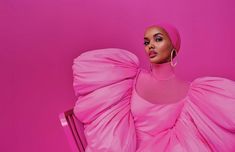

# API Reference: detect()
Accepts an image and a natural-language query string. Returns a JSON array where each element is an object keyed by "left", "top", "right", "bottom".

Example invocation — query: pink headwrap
[{"left": 151, "top": 23, "right": 181, "bottom": 53}]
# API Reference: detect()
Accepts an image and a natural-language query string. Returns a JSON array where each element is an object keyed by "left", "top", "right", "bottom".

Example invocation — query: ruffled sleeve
[
  {"left": 187, "top": 76, "right": 235, "bottom": 151},
  {"left": 72, "top": 48, "right": 140, "bottom": 152}
]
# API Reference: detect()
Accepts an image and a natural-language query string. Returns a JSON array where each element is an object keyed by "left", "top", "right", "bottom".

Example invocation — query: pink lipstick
[{"left": 149, "top": 50, "right": 158, "bottom": 58}]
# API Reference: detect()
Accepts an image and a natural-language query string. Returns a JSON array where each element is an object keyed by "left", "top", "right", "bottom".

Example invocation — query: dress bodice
[{"left": 130, "top": 69, "right": 189, "bottom": 150}]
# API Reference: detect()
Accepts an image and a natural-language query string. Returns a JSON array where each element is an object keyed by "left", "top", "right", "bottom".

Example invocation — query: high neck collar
[{"left": 150, "top": 61, "right": 176, "bottom": 80}]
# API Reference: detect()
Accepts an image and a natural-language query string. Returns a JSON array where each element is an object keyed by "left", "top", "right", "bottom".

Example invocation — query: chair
[{"left": 59, "top": 108, "right": 87, "bottom": 152}]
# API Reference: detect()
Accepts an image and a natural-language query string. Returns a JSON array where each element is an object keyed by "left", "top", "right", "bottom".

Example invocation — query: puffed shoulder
[
  {"left": 190, "top": 76, "right": 235, "bottom": 97},
  {"left": 72, "top": 48, "right": 138, "bottom": 152},
  {"left": 185, "top": 76, "right": 235, "bottom": 151},
  {"left": 72, "top": 48, "right": 140, "bottom": 96}
]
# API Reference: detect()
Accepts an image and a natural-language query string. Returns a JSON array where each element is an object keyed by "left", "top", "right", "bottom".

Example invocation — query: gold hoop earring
[{"left": 171, "top": 49, "right": 177, "bottom": 67}]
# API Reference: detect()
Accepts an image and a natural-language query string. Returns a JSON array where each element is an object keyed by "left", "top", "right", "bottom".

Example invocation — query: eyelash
[
  {"left": 156, "top": 37, "right": 163, "bottom": 42},
  {"left": 143, "top": 42, "right": 149, "bottom": 46},
  {"left": 143, "top": 37, "right": 163, "bottom": 46}
]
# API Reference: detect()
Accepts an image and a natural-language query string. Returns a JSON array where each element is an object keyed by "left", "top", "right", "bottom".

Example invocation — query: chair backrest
[{"left": 59, "top": 108, "right": 87, "bottom": 152}]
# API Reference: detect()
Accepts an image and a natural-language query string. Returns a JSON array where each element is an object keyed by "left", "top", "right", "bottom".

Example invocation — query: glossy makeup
[{"left": 144, "top": 26, "right": 175, "bottom": 64}]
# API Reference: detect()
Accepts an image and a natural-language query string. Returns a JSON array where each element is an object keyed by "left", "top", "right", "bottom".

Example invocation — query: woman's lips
[{"left": 149, "top": 50, "right": 158, "bottom": 58}]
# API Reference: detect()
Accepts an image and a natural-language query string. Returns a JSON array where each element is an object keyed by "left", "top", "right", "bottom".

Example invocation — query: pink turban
[{"left": 152, "top": 22, "right": 181, "bottom": 53}]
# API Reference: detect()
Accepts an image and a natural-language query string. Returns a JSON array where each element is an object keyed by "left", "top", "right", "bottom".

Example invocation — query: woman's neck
[{"left": 150, "top": 61, "right": 176, "bottom": 80}]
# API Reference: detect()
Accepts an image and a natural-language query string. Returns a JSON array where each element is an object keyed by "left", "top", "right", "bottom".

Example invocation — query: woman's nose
[{"left": 149, "top": 42, "right": 155, "bottom": 49}]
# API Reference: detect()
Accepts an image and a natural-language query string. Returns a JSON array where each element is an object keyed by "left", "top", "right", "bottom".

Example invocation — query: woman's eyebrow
[
  {"left": 144, "top": 33, "right": 163, "bottom": 40},
  {"left": 153, "top": 33, "right": 163, "bottom": 37}
]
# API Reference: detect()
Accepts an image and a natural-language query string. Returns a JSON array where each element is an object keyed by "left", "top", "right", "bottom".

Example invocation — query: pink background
[{"left": 1, "top": 0, "right": 234, "bottom": 151}]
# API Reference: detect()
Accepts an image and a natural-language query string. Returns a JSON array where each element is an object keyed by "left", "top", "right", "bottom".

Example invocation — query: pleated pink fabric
[{"left": 73, "top": 48, "right": 235, "bottom": 152}]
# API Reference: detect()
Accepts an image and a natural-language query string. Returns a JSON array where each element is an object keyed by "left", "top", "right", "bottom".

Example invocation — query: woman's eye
[
  {"left": 155, "top": 37, "right": 163, "bottom": 42},
  {"left": 143, "top": 41, "right": 149, "bottom": 46}
]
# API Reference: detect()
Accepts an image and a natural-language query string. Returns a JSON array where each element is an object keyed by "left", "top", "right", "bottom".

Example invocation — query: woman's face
[{"left": 144, "top": 26, "right": 174, "bottom": 64}]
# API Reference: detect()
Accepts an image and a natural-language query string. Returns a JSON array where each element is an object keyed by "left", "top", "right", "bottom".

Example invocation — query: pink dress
[{"left": 73, "top": 48, "right": 235, "bottom": 152}]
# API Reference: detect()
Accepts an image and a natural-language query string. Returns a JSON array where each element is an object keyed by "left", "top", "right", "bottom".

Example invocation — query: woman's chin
[
  {"left": 149, "top": 57, "right": 169, "bottom": 64},
  {"left": 149, "top": 57, "right": 160, "bottom": 63}
]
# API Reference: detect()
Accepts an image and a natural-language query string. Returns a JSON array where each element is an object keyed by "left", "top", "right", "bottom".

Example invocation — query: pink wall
[{"left": 1, "top": 0, "right": 234, "bottom": 151}]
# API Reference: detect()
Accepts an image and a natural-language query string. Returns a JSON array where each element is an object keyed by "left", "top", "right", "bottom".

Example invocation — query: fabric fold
[{"left": 72, "top": 48, "right": 140, "bottom": 152}]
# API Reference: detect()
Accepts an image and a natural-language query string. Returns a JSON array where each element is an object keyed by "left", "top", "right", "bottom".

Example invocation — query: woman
[{"left": 72, "top": 23, "right": 235, "bottom": 152}]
